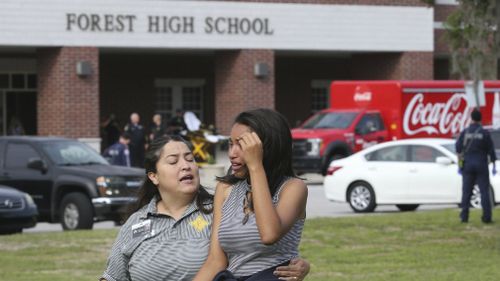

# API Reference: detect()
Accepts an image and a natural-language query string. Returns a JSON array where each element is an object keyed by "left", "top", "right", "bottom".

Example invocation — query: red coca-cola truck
[{"left": 292, "top": 80, "right": 500, "bottom": 175}]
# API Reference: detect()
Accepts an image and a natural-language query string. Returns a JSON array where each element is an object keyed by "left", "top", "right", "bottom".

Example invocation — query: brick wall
[
  {"left": 214, "top": 50, "right": 275, "bottom": 135},
  {"left": 37, "top": 47, "right": 99, "bottom": 138},
  {"left": 435, "top": 4, "right": 456, "bottom": 22}
]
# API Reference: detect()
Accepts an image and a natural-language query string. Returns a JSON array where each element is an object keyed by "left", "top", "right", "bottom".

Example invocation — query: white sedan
[{"left": 324, "top": 138, "right": 500, "bottom": 212}]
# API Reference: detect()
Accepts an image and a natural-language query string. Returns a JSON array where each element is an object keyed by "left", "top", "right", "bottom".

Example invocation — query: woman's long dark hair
[
  {"left": 127, "top": 135, "right": 213, "bottom": 218},
  {"left": 217, "top": 108, "right": 297, "bottom": 196}
]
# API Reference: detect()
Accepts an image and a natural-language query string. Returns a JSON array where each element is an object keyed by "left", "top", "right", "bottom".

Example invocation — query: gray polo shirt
[{"left": 101, "top": 196, "right": 213, "bottom": 281}]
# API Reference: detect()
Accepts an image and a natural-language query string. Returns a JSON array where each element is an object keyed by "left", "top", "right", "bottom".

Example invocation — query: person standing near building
[
  {"left": 101, "top": 114, "right": 122, "bottom": 151},
  {"left": 456, "top": 109, "right": 496, "bottom": 224},
  {"left": 125, "top": 112, "right": 146, "bottom": 168},
  {"left": 149, "top": 113, "right": 166, "bottom": 142},
  {"left": 168, "top": 108, "right": 187, "bottom": 136},
  {"left": 8, "top": 116, "right": 25, "bottom": 136},
  {"left": 103, "top": 133, "right": 131, "bottom": 167}
]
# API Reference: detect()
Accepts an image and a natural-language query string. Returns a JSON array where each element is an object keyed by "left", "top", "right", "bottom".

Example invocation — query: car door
[
  {"left": 1, "top": 141, "right": 53, "bottom": 217},
  {"left": 354, "top": 113, "right": 388, "bottom": 151},
  {"left": 364, "top": 144, "right": 410, "bottom": 203},
  {"left": 407, "top": 144, "right": 458, "bottom": 203}
]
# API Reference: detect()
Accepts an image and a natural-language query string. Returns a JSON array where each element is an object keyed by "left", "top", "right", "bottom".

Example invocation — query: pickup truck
[{"left": 0, "top": 136, "right": 144, "bottom": 230}]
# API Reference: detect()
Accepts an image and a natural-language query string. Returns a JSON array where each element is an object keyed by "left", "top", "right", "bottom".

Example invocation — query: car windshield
[
  {"left": 42, "top": 141, "right": 109, "bottom": 166},
  {"left": 441, "top": 143, "right": 456, "bottom": 154},
  {"left": 301, "top": 112, "right": 358, "bottom": 129}
]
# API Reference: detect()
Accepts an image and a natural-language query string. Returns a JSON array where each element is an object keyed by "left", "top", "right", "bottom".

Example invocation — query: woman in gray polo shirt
[{"left": 100, "top": 135, "right": 308, "bottom": 281}]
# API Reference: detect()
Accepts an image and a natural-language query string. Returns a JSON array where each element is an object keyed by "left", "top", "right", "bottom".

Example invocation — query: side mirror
[
  {"left": 435, "top": 156, "right": 452, "bottom": 165},
  {"left": 27, "top": 158, "right": 48, "bottom": 172},
  {"left": 354, "top": 127, "right": 362, "bottom": 135}
]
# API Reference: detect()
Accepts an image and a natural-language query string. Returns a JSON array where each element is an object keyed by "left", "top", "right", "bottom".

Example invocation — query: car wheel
[
  {"left": 470, "top": 185, "right": 495, "bottom": 209},
  {"left": 60, "top": 193, "right": 94, "bottom": 230},
  {"left": 347, "top": 182, "right": 376, "bottom": 213},
  {"left": 396, "top": 204, "right": 419, "bottom": 212}
]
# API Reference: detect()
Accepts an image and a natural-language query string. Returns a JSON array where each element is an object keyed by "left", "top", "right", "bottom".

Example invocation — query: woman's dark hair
[
  {"left": 217, "top": 108, "right": 297, "bottom": 196},
  {"left": 127, "top": 135, "right": 213, "bottom": 218}
]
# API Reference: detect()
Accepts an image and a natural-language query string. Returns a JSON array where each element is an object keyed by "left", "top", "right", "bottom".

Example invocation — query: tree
[{"left": 444, "top": 0, "right": 498, "bottom": 108}]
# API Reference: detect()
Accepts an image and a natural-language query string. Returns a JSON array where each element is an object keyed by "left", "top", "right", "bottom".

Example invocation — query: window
[
  {"left": 27, "top": 74, "right": 37, "bottom": 89},
  {"left": 182, "top": 86, "right": 202, "bottom": 117},
  {"left": 0, "top": 73, "right": 37, "bottom": 90},
  {"left": 0, "top": 74, "right": 8, "bottom": 88},
  {"left": 355, "top": 113, "right": 385, "bottom": 135},
  {"left": 41, "top": 141, "right": 107, "bottom": 166},
  {"left": 156, "top": 87, "right": 173, "bottom": 121},
  {"left": 366, "top": 145, "right": 409, "bottom": 162},
  {"left": 302, "top": 112, "right": 358, "bottom": 129},
  {"left": 311, "top": 80, "right": 330, "bottom": 113},
  {"left": 5, "top": 143, "right": 40, "bottom": 168},
  {"left": 154, "top": 79, "right": 205, "bottom": 124},
  {"left": 411, "top": 145, "right": 445, "bottom": 163}
]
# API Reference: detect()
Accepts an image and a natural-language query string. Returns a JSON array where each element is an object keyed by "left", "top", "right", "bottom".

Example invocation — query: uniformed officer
[
  {"left": 455, "top": 109, "right": 496, "bottom": 223},
  {"left": 124, "top": 112, "right": 146, "bottom": 168},
  {"left": 103, "top": 133, "right": 131, "bottom": 167}
]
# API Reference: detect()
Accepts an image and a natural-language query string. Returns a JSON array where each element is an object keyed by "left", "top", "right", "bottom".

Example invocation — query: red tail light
[{"left": 326, "top": 166, "right": 342, "bottom": 176}]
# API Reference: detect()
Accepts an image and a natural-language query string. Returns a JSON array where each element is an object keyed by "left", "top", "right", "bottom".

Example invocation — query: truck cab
[{"left": 292, "top": 109, "right": 388, "bottom": 175}]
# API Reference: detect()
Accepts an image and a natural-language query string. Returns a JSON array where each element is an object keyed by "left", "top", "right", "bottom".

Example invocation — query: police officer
[
  {"left": 103, "top": 133, "right": 131, "bottom": 167},
  {"left": 124, "top": 112, "right": 146, "bottom": 168},
  {"left": 456, "top": 109, "right": 496, "bottom": 223}
]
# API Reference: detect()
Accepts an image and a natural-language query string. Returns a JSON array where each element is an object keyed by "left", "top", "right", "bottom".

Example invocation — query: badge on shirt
[
  {"left": 132, "top": 219, "right": 152, "bottom": 238},
  {"left": 189, "top": 215, "right": 209, "bottom": 232}
]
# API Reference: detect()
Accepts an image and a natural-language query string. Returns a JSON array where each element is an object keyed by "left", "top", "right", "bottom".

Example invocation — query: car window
[
  {"left": 366, "top": 145, "right": 408, "bottom": 162},
  {"left": 301, "top": 112, "right": 358, "bottom": 129},
  {"left": 41, "top": 141, "right": 108, "bottom": 166},
  {"left": 355, "top": 113, "right": 385, "bottom": 135},
  {"left": 410, "top": 145, "right": 446, "bottom": 163},
  {"left": 5, "top": 143, "right": 40, "bottom": 168},
  {"left": 441, "top": 143, "right": 456, "bottom": 154}
]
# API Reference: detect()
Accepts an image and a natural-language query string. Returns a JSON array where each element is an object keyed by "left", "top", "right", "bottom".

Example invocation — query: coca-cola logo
[
  {"left": 403, "top": 93, "right": 471, "bottom": 136},
  {"left": 353, "top": 85, "right": 372, "bottom": 107}
]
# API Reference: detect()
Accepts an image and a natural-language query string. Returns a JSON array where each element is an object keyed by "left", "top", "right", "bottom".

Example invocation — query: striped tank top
[{"left": 218, "top": 178, "right": 305, "bottom": 277}]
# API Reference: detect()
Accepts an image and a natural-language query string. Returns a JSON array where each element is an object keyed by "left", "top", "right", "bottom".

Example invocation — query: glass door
[{"left": 154, "top": 79, "right": 205, "bottom": 122}]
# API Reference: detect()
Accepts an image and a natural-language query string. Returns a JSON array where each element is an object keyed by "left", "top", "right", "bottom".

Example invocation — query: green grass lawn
[{"left": 1, "top": 208, "right": 499, "bottom": 281}]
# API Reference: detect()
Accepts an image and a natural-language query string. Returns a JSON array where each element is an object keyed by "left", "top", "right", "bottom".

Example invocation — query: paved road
[{"left": 25, "top": 174, "right": 457, "bottom": 233}]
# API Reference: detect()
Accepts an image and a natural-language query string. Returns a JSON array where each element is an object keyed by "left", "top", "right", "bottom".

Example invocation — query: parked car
[
  {"left": 324, "top": 138, "right": 500, "bottom": 213},
  {"left": 485, "top": 126, "right": 500, "bottom": 159},
  {"left": 0, "top": 185, "right": 38, "bottom": 234},
  {"left": 0, "top": 136, "right": 144, "bottom": 230}
]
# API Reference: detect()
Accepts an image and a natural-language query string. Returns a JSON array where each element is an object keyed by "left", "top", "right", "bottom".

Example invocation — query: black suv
[{"left": 0, "top": 136, "right": 144, "bottom": 230}]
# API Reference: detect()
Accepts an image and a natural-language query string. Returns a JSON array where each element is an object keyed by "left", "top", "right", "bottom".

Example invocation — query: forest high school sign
[{"left": 0, "top": 0, "right": 433, "bottom": 51}]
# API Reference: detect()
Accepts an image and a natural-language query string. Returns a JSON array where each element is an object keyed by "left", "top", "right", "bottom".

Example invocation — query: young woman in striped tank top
[{"left": 194, "top": 109, "right": 309, "bottom": 281}]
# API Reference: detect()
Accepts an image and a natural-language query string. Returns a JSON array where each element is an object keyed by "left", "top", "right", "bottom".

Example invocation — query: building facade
[{"left": 0, "top": 0, "right": 457, "bottom": 150}]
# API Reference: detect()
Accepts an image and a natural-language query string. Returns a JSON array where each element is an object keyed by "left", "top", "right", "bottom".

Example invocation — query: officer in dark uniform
[
  {"left": 455, "top": 109, "right": 496, "bottom": 223},
  {"left": 124, "top": 113, "right": 146, "bottom": 168},
  {"left": 103, "top": 133, "right": 131, "bottom": 167}
]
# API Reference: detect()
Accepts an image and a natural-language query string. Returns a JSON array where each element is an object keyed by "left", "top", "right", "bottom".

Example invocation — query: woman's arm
[
  {"left": 238, "top": 132, "right": 308, "bottom": 245},
  {"left": 193, "top": 182, "right": 230, "bottom": 281}
]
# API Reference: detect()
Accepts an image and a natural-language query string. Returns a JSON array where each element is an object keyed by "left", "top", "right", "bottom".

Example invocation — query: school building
[{"left": 0, "top": 0, "right": 459, "bottom": 150}]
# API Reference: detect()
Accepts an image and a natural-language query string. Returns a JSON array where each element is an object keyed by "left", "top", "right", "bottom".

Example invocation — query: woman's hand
[
  {"left": 236, "top": 131, "right": 263, "bottom": 171},
  {"left": 273, "top": 258, "right": 310, "bottom": 281}
]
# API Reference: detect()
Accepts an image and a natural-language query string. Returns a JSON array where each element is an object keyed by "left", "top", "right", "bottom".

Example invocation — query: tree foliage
[{"left": 444, "top": 0, "right": 498, "bottom": 81}]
